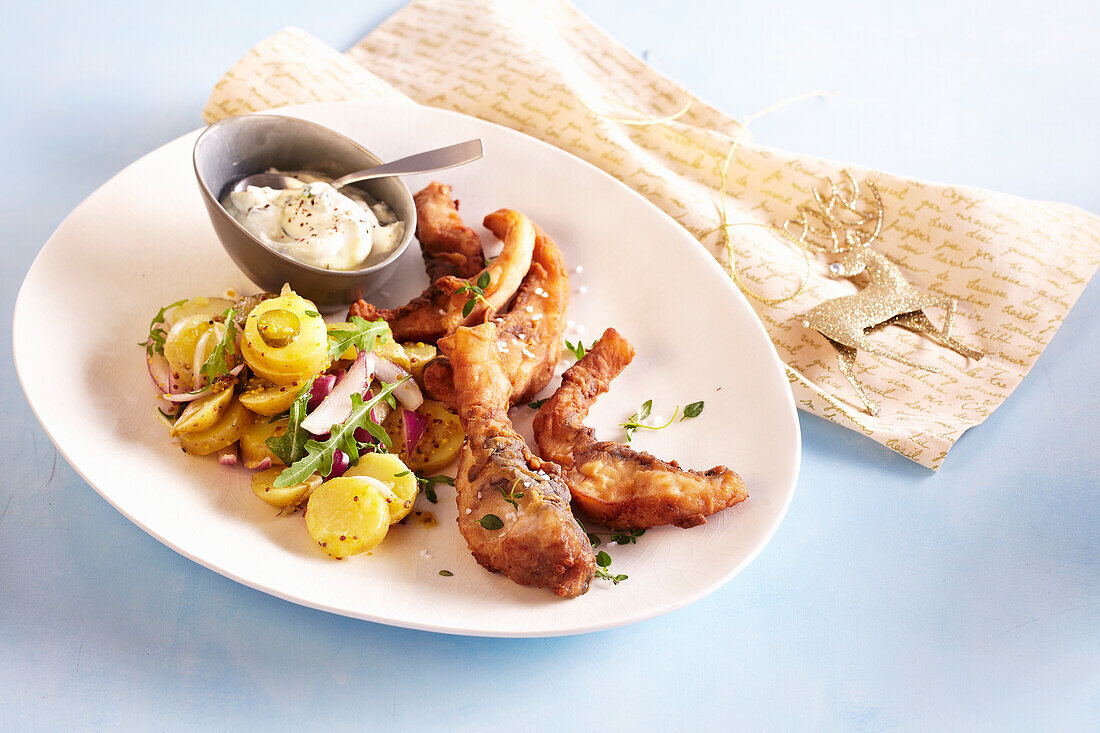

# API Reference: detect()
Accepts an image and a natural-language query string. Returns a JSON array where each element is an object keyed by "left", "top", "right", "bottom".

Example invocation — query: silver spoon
[{"left": 231, "top": 138, "right": 484, "bottom": 193}]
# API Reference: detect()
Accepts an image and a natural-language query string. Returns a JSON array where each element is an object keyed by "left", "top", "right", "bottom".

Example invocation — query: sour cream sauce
[{"left": 223, "top": 171, "right": 404, "bottom": 270}]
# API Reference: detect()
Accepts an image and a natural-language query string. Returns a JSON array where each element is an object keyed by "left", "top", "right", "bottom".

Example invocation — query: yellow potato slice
[
  {"left": 304, "top": 477, "right": 389, "bottom": 559},
  {"left": 344, "top": 453, "right": 418, "bottom": 524},
  {"left": 163, "top": 314, "right": 218, "bottom": 392},
  {"left": 241, "top": 291, "right": 328, "bottom": 385},
  {"left": 250, "top": 468, "right": 321, "bottom": 509},
  {"left": 238, "top": 378, "right": 307, "bottom": 416},
  {"left": 402, "top": 342, "right": 438, "bottom": 382},
  {"left": 177, "top": 398, "right": 253, "bottom": 456},
  {"left": 383, "top": 400, "right": 463, "bottom": 473},
  {"left": 169, "top": 385, "right": 234, "bottom": 436},
  {"left": 169, "top": 296, "right": 234, "bottom": 324},
  {"left": 239, "top": 418, "right": 288, "bottom": 469}
]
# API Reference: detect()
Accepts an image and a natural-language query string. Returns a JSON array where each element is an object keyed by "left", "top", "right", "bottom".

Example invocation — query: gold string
[{"left": 581, "top": 89, "right": 837, "bottom": 304}]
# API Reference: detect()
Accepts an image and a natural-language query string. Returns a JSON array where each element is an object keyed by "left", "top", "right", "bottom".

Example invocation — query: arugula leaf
[
  {"left": 273, "top": 378, "right": 408, "bottom": 488},
  {"left": 326, "top": 316, "right": 389, "bottom": 361},
  {"left": 200, "top": 308, "right": 238, "bottom": 382},
  {"left": 265, "top": 378, "right": 315, "bottom": 467},
  {"left": 139, "top": 299, "right": 186, "bottom": 357},
  {"left": 682, "top": 401, "right": 705, "bottom": 420}
]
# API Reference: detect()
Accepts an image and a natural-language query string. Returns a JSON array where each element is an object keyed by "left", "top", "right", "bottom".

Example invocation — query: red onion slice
[
  {"left": 160, "top": 364, "right": 244, "bottom": 403},
  {"left": 308, "top": 374, "right": 337, "bottom": 412},
  {"left": 147, "top": 353, "right": 172, "bottom": 393},
  {"left": 301, "top": 352, "right": 376, "bottom": 435},
  {"left": 325, "top": 450, "right": 350, "bottom": 480},
  {"left": 373, "top": 359, "right": 423, "bottom": 410},
  {"left": 402, "top": 408, "right": 430, "bottom": 456},
  {"left": 218, "top": 446, "right": 238, "bottom": 466}
]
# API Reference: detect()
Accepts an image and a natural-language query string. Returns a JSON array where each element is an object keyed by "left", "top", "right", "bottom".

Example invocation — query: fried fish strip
[
  {"left": 348, "top": 182, "right": 481, "bottom": 342},
  {"left": 440, "top": 323, "right": 594, "bottom": 598},
  {"left": 423, "top": 216, "right": 568, "bottom": 407},
  {"left": 533, "top": 328, "right": 747, "bottom": 530},
  {"left": 348, "top": 200, "right": 534, "bottom": 344},
  {"left": 414, "top": 181, "right": 485, "bottom": 281},
  {"left": 436, "top": 209, "right": 535, "bottom": 332}
]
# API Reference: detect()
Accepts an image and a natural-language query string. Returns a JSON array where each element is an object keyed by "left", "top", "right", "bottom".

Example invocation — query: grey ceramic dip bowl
[{"left": 193, "top": 114, "right": 416, "bottom": 309}]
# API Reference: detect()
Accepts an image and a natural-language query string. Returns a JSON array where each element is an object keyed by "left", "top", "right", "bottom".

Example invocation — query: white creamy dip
[{"left": 223, "top": 171, "right": 404, "bottom": 270}]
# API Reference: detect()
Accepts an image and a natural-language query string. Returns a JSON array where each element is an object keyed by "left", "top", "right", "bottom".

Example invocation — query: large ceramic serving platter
[{"left": 14, "top": 102, "right": 800, "bottom": 636}]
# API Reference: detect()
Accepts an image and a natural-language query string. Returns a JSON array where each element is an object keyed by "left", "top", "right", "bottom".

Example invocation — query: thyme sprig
[
  {"left": 620, "top": 400, "right": 678, "bottom": 442},
  {"left": 594, "top": 551, "right": 628, "bottom": 584},
  {"left": 455, "top": 271, "right": 492, "bottom": 318}
]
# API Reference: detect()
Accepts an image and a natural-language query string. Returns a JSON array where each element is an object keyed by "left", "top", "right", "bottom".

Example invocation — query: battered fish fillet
[
  {"left": 533, "top": 328, "right": 748, "bottom": 530},
  {"left": 348, "top": 197, "right": 534, "bottom": 344},
  {"left": 423, "top": 215, "right": 568, "bottom": 407},
  {"left": 349, "top": 182, "right": 482, "bottom": 342},
  {"left": 414, "top": 181, "right": 486, "bottom": 281},
  {"left": 439, "top": 323, "right": 594, "bottom": 598}
]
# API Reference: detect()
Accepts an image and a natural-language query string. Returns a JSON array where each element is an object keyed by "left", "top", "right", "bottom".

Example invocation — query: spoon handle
[{"left": 331, "top": 139, "right": 484, "bottom": 188}]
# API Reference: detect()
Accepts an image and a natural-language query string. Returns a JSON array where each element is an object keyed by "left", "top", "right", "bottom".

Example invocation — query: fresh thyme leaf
[
  {"left": 272, "top": 377, "right": 408, "bottom": 488},
  {"left": 594, "top": 550, "right": 628, "bottom": 584},
  {"left": 610, "top": 528, "right": 646, "bottom": 545},
  {"left": 303, "top": 310, "right": 320, "bottom": 318},
  {"left": 326, "top": 316, "right": 389, "bottom": 360},
  {"left": 412, "top": 473, "right": 453, "bottom": 504},
  {"left": 682, "top": 401, "right": 705, "bottom": 420},
  {"left": 528, "top": 398, "right": 548, "bottom": 410},
  {"left": 478, "top": 514, "right": 504, "bottom": 530},
  {"left": 455, "top": 275, "right": 491, "bottom": 319},
  {"left": 439, "top": 570, "right": 453, "bottom": 577},
  {"left": 200, "top": 308, "right": 238, "bottom": 382},
  {"left": 265, "top": 378, "right": 315, "bottom": 466},
  {"left": 586, "top": 532, "right": 602, "bottom": 548},
  {"left": 564, "top": 339, "right": 588, "bottom": 360},
  {"left": 499, "top": 479, "right": 525, "bottom": 510},
  {"left": 140, "top": 299, "right": 186, "bottom": 357},
  {"left": 619, "top": 400, "right": 678, "bottom": 443}
]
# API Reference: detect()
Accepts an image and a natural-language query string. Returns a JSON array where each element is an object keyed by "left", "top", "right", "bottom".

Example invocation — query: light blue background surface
[{"left": 3, "top": 1, "right": 1097, "bottom": 730}]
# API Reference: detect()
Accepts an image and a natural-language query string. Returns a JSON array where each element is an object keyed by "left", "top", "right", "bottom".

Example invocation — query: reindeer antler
[{"left": 786, "top": 170, "right": 883, "bottom": 253}]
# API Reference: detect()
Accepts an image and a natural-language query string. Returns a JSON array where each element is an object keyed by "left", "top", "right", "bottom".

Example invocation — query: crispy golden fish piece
[
  {"left": 349, "top": 182, "right": 482, "bottom": 342},
  {"left": 436, "top": 209, "right": 535, "bottom": 332},
  {"left": 533, "top": 328, "right": 747, "bottom": 530},
  {"left": 423, "top": 214, "right": 568, "bottom": 407},
  {"left": 415, "top": 181, "right": 486, "bottom": 281},
  {"left": 348, "top": 194, "right": 535, "bottom": 344},
  {"left": 439, "top": 323, "right": 594, "bottom": 598}
]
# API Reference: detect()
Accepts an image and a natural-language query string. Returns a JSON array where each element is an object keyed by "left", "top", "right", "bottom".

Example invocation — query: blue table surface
[{"left": 3, "top": 1, "right": 1097, "bottom": 730}]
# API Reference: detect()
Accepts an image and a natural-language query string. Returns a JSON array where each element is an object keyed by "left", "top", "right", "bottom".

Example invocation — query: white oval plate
[{"left": 14, "top": 102, "right": 799, "bottom": 637}]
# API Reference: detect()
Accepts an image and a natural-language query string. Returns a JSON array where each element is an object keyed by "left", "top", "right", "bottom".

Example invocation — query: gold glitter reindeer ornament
[{"left": 792, "top": 173, "right": 983, "bottom": 416}]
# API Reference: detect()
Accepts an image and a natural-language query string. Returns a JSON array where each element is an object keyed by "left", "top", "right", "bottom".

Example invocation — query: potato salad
[{"left": 141, "top": 285, "right": 461, "bottom": 559}]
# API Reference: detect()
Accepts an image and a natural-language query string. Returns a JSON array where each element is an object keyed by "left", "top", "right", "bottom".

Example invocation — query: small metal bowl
[{"left": 193, "top": 114, "right": 416, "bottom": 309}]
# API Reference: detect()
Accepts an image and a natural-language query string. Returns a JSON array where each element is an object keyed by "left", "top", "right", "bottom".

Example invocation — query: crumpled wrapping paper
[{"left": 202, "top": 0, "right": 1100, "bottom": 469}]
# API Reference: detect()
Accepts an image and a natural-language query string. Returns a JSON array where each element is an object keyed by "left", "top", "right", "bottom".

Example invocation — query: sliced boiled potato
[
  {"left": 163, "top": 314, "right": 219, "bottom": 392},
  {"left": 374, "top": 338, "right": 410, "bottom": 373},
  {"left": 169, "top": 296, "right": 234, "bottom": 325},
  {"left": 402, "top": 342, "right": 438, "bottom": 382},
  {"left": 344, "top": 453, "right": 418, "bottom": 524},
  {"left": 304, "top": 477, "right": 389, "bottom": 558},
  {"left": 238, "top": 378, "right": 307, "bottom": 416},
  {"left": 239, "top": 418, "right": 288, "bottom": 469},
  {"left": 383, "top": 400, "right": 463, "bottom": 473},
  {"left": 177, "top": 398, "right": 253, "bottom": 456},
  {"left": 241, "top": 290, "right": 329, "bottom": 385},
  {"left": 169, "top": 385, "right": 234, "bottom": 436},
  {"left": 250, "top": 468, "right": 321, "bottom": 509}
]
